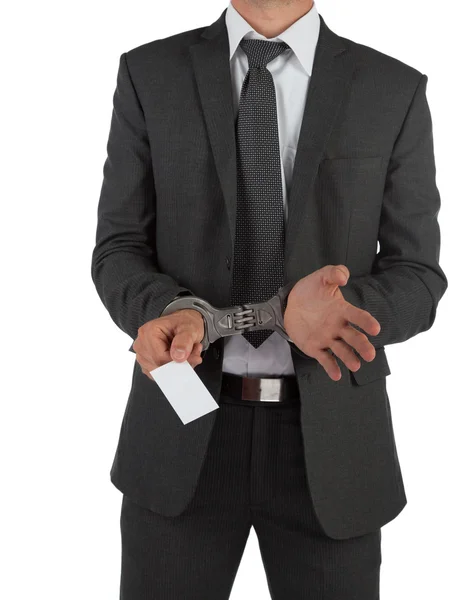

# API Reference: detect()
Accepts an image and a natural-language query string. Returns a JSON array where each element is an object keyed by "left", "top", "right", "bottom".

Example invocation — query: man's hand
[
  {"left": 284, "top": 265, "right": 381, "bottom": 381},
  {"left": 132, "top": 309, "right": 205, "bottom": 380}
]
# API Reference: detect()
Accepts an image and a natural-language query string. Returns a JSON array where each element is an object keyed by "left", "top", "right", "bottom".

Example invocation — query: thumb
[
  {"left": 170, "top": 330, "right": 195, "bottom": 362},
  {"left": 324, "top": 264, "right": 350, "bottom": 287}
]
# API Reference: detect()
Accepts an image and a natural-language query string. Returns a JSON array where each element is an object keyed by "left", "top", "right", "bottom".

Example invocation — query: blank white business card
[{"left": 150, "top": 360, "right": 219, "bottom": 424}]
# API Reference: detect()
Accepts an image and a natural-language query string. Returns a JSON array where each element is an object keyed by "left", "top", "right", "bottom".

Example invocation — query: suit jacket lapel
[
  {"left": 284, "top": 15, "right": 355, "bottom": 269},
  {"left": 189, "top": 10, "right": 356, "bottom": 273},
  {"left": 189, "top": 9, "right": 238, "bottom": 246}
]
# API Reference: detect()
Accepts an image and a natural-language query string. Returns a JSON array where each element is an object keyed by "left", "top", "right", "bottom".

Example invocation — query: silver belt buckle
[{"left": 241, "top": 377, "right": 283, "bottom": 402}]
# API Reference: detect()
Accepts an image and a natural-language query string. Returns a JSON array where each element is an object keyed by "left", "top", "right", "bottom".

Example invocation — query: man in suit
[{"left": 91, "top": 0, "right": 447, "bottom": 597}]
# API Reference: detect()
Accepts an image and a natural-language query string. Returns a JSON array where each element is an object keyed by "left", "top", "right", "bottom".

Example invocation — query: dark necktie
[{"left": 229, "top": 38, "right": 290, "bottom": 348}]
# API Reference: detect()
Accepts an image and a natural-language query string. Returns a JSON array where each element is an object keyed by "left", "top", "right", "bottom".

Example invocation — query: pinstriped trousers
[{"left": 119, "top": 395, "right": 381, "bottom": 599}]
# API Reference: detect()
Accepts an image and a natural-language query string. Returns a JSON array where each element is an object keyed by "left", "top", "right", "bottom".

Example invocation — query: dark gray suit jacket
[{"left": 91, "top": 9, "right": 447, "bottom": 539}]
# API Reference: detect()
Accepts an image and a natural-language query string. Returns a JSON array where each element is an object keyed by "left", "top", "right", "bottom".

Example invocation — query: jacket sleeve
[
  {"left": 340, "top": 73, "right": 448, "bottom": 348},
  {"left": 91, "top": 52, "right": 194, "bottom": 346}
]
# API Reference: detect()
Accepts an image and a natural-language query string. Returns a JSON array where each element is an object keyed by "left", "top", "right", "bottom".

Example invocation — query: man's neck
[{"left": 230, "top": 0, "right": 314, "bottom": 38}]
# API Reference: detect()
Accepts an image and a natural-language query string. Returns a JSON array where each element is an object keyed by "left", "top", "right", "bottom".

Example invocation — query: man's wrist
[
  {"left": 159, "top": 291, "right": 194, "bottom": 316},
  {"left": 160, "top": 292, "right": 208, "bottom": 352}
]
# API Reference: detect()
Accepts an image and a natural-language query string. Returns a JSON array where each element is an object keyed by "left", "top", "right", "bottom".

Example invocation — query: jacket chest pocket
[{"left": 312, "top": 156, "right": 386, "bottom": 270}]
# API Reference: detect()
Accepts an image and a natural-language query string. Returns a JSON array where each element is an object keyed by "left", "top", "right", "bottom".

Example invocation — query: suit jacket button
[
  {"left": 225, "top": 256, "right": 231, "bottom": 270},
  {"left": 213, "top": 347, "right": 220, "bottom": 359}
]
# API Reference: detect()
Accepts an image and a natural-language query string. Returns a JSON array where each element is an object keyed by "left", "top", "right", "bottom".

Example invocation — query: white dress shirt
[{"left": 222, "top": 1, "right": 321, "bottom": 377}]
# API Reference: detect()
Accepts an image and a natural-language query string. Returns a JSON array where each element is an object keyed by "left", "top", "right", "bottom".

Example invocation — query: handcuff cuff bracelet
[{"left": 160, "top": 281, "right": 296, "bottom": 352}]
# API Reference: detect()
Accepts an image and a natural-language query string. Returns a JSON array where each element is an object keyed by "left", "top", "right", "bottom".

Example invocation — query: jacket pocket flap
[{"left": 350, "top": 346, "right": 391, "bottom": 385}]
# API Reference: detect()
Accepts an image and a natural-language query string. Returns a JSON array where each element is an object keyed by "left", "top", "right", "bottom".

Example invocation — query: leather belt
[{"left": 220, "top": 372, "right": 300, "bottom": 404}]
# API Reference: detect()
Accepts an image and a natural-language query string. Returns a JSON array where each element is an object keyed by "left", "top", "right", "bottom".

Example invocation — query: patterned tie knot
[{"left": 239, "top": 38, "right": 290, "bottom": 69}]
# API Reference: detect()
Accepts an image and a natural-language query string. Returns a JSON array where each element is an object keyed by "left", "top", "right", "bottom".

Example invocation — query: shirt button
[
  {"left": 213, "top": 347, "right": 220, "bottom": 360},
  {"left": 225, "top": 256, "right": 231, "bottom": 270}
]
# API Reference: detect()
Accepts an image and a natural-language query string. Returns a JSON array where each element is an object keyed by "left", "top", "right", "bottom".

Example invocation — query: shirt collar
[{"left": 225, "top": 1, "right": 320, "bottom": 76}]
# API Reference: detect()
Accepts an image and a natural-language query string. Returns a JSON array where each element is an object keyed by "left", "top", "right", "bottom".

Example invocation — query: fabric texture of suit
[
  {"left": 120, "top": 399, "right": 381, "bottom": 599},
  {"left": 91, "top": 8, "right": 447, "bottom": 539}
]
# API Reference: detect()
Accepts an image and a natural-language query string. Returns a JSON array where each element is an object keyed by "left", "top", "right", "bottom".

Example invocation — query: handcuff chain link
[{"left": 233, "top": 307, "right": 256, "bottom": 330}]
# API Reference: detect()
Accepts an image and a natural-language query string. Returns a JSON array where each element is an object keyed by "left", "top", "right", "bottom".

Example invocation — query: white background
[{"left": 1, "top": 0, "right": 468, "bottom": 598}]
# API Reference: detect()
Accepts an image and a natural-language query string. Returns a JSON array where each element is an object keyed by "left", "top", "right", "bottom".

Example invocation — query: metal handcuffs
[{"left": 160, "top": 281, "right": 296, "bottom": 352}]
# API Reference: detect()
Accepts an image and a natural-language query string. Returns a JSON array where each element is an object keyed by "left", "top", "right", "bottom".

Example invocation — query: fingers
[
  {"left": 138, "top": 341, "right": 203, "bottom": 377},
  {"left": 339, "top": 324, "right": 376, "bottom": 362},
  {"left": 187, "top": 343, "right": 204, "bottom": 368},
  {"left": 134, "top": 310, "right": 205, "bottom": 377},
  {"left": 322, "top": 264, "right": 350, "bottom": 287},
  {"left": 315, "top": 349, "right": 342, "bottom": 381},
  {"left": 299, "top": 313, "right": 378, "bottom": 379},
  {"left": 170, "top": 329, "right": 200, "bottom": 362},
  {"left": 329, "top": 339, "right": 362, "bottom": 372},
  {"left": 344, "top": 304, "right": 381, "bottom": 337},
  {"left": 286, "top": 266, "right": 381, "bottom": 381}
]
